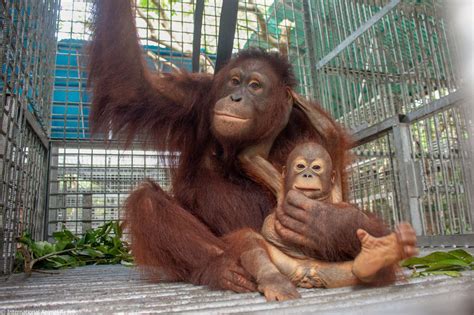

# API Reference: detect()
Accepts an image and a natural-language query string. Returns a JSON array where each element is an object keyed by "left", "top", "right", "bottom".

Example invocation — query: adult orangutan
[
  {"left": 88, "top": 0, "right": 417, "bottom": 294},
  {"left": 238, "top": 142, "right": 417, "bottom": 300}
]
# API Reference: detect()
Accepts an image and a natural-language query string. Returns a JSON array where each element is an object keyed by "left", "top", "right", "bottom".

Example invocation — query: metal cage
[
  {"left": 303, "top": 0, "right": 473, "bottom": 245},
  {"left": 1, "top": 0, "right": 472, "bottom": 275}
]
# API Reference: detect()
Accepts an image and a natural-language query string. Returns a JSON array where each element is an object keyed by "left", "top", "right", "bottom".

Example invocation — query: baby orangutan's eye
[
  {"left": 296, "top": 163, "right": 305, "bottom": 170},
  {"left": 231, "top": 77, "right": 240, "bottom": 85},
  {"left": 312, "top": 165, "right": 322, "bottom": 171}
]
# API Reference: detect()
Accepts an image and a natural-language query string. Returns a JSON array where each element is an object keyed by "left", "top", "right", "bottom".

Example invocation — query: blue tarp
[{"left": 51, "top": 39, "right": 216, "bottom": 139}]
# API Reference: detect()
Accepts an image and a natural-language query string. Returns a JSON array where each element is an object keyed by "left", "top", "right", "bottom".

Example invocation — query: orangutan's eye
[
  {"left": 231, "top": 77, "right": 240, "bottom": 85},
  {"left": 249, "top": 81, "right": 261, "bottom": 90},
  {"left": 296, "top": 163, "right": 305, "bottom": 170},
  {"left": 312, "top": 165, "right": 321, "bottom": 171}
]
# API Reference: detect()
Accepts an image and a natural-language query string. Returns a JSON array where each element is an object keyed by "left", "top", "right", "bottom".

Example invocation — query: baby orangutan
[{"left": 237, "top": 142, "right": 418, "bottom": 301}]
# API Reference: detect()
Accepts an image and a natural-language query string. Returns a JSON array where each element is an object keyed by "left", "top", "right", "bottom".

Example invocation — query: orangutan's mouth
[
  {"left": 214, "top": 111, "right": 249, "bottom": 122},
  {"left": 294, "top": 186, "right": 320, "bottom": 193},
  {"left": 294, "top": 186, "right": 326, "bottom": 200}
]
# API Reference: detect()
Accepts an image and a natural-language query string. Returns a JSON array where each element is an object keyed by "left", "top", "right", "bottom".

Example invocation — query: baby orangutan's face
[{"left": 284, "top": 142, "right": 335, "bottom": 200}]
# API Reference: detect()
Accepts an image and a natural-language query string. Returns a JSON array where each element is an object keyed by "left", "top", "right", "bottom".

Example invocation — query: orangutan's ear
[
  {"left": 330, "top": 170, "right": 343, "bottom": 203},
  {"left": 289, "top": 89, "right": 307, "bottom": 108},
  {"left": 286, "top": 88, "right": 294, "bottom": 107},
  {"left": 331, "top": 170, "right": 336, "bottom": 185}
]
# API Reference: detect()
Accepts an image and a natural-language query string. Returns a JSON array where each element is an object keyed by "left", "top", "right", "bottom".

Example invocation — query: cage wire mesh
[
  {"left": 0, "top": 0, "right": 58, "bottom": 274},
  {"left": 49, "top": 0, "right": 171, "bottom": 238},
  {"left": 305, "top": 0, "right": 473, "bottom": 237},
  {"left": 410, "top": 106, "right": 473, "bottom": 235},
  {"left": 306, "top": 0, "right": 459, "bottom": 128},
  {"left": 349, "top": 132, "right": 403, "bottom": 228}
]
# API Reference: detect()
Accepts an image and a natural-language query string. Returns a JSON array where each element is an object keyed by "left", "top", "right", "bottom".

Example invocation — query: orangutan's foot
[
  {"left": 258, "top": 272, "right": 301, "bottom": 301},
  {"left": 352, "top": 223, "right": 418, "bottom": 282},
  {"left": 284, "top": 260, "right": 326, "bottom": 289}
]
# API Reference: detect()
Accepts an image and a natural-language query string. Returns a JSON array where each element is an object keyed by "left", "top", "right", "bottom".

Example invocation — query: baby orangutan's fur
[{"left": 238, "top": 142, "right": 418, "bottom": 301}]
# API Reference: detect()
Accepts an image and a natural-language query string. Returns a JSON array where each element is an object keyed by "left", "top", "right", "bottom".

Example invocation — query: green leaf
[
  {"left": 401, "top": 256, "right": 430, "bottom": 268},
  {"left": 96, "top": 222, "right": 112, "bottom": 238},
  {"left": 96, "top": 245, "right": 110, "bottom": 255},
  {"left": 79, "top": 230, "right": 97, "bottom": 246},
  {"left": 53, "top": 229, "right": 77, "bottom": 243},
  {"left": 447, "top": 249, "right": 474, "bottom": 264},
  {"left": 54, "top": 239, "right": 73, "bottom": 251},
  {"left": 51, "top": 255, "right": 78, "bottom": 267},
  {"left": 414, "top": 252, "right": 456, "bottom": 262},
  {"left": 113, "top": 237, "right": 122, "bottom": 249},
  {"left": 112, "top": 221, "right": 123, "bottom": 239},
  {"left": 107, "top": 247, "right": 121, "bottom": 256},
  {"left": 423, "top": 259, "right": 469, "bottom": 272},
  {"left": 75, "top": 248, "right": 105, "bottom": 258},
  {"left": 44, "top": 255, "right": 79, "bottom": 269},
  {"left": 31, "top": 241, "right": 55, "bottom": 258}
]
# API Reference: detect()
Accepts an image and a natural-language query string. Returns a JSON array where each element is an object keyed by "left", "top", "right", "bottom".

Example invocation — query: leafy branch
[
  {"left": 15, "top": 221, "right": 134, "bottom": 275},
  {"left": 401, "top": 249, "right": 474, "bottom": 278}
]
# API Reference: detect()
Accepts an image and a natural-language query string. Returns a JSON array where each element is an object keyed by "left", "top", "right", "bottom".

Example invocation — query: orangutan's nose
[{"left": 230, "top": 94, "right": 242, "bottom": 102}]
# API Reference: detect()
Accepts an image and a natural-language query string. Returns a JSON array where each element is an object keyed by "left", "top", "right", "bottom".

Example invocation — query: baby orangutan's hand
[{"left": 352, "top": 222, "right": 418, "bottom": 283}]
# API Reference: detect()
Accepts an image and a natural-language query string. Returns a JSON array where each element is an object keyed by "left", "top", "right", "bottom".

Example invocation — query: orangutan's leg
[
  {"left": 267, "top": 225, "right": 416, "bottom": 288},
  {"left": 265, "top": 244, "right": 359, "bottom": 288},
  {"left": 238, "top": 230, "right": 300, "bottom": 301}
]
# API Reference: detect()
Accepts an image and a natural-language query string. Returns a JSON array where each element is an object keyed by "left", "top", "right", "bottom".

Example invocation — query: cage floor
[{"left": 1, "top": 264, "right": 473, "bottom": 314}]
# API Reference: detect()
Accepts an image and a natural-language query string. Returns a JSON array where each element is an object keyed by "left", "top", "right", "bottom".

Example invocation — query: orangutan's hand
[
  {"left": 275, "top": 189, "right": 360, "bottom": 250},
  {"left": 199, "top": 253, "right": 258, "bottom": 293},
  {"left": 275, "top": 190, "right": 326, "bottom": 249}
]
